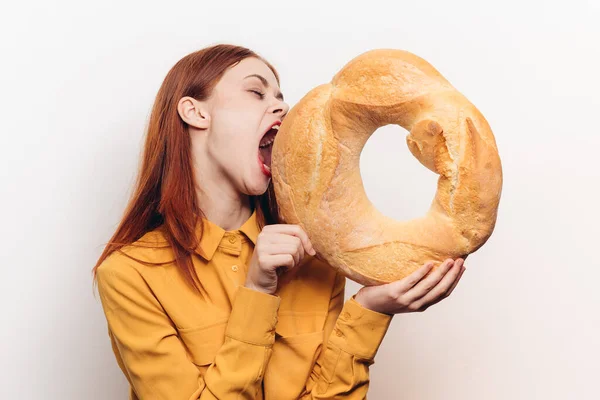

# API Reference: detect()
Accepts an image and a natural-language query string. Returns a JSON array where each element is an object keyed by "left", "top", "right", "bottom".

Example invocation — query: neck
[
  {"left": 193, "top": 168, "right": 253, "bottom": 233},
  {"left": 195, "top": 182, "right": 253, "bottom": 231}
]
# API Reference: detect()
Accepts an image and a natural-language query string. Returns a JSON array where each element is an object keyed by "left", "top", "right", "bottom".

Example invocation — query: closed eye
[{"left": 249, "top": 90, "right": 265, "bottom": 99}]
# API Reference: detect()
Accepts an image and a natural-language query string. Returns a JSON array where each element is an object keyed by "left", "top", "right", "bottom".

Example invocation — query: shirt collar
[{"left": 194, "top": 207, "right": 260, "bottom": 261}]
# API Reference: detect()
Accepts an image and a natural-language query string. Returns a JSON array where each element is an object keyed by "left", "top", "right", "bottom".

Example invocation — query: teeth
[
  {"left": 263, "top": 163, "right": 271, "bottom": 172},
  {"left": 259, "top": 138, "right": 275, "bottom": 148},
  {"left": 259, "top": 124, "right": 280, "bottom": 148}
]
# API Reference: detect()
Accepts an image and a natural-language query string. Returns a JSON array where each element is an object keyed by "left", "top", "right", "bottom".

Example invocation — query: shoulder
[
  {"left": 121, "top": 228, "right": 176, "bottom": 264},
  {"left": 95, "top": 229, "right": 176, "bottom": 287},
  {"left": 95, "top": 229, "right": 179, "bottom": 311}
]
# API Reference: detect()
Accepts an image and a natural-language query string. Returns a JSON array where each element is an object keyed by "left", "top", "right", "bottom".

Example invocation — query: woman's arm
[
  {"left": 302, "top": 258, "right": 466, "bottom": 398},
  {"left": 301, "top": 271, "right": 393, "bottom": 399},
  {"left": 96, "top": 256, "right": 280, "bottom": 400}
]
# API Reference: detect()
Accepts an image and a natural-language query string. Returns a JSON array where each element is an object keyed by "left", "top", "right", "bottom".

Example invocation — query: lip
[
  {"left": 258, "top": 154, "right": 272, "bottom": 178},
  {"left": 257, "top": 120, "right": 282, "bottom": 178}
]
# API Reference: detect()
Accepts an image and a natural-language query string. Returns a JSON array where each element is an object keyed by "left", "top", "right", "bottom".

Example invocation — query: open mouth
[{"left": 258, "top": 124, "right": 280, "bottom": 173}]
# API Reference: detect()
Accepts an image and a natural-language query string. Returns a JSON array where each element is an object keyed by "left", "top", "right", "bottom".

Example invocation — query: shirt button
[
  {"left": 231, "top": 265, "right": 239, "bottom": 272},
  {"left": 343, "top": 312, "right": 351, "bottom": 320},
  {"left": 228, "top": 236, "right": 237, "bottom": 243},
  {"left": 335, "top": 329, "right": 343, "bottom": 337}
]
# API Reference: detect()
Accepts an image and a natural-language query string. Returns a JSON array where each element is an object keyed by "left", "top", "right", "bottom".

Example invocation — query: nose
[{"left": 270, "top": 99, "right": 290, "bottom": 119}]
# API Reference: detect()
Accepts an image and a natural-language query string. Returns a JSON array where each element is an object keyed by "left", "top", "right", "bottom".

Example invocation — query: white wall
[{"left": 2, "top": 0, "right": 598, "bottom": 398}]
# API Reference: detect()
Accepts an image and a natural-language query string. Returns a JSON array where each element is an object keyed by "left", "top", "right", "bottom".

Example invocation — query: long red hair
[{"left": 91, "top": 43, "right": 281, "bottom": 294}]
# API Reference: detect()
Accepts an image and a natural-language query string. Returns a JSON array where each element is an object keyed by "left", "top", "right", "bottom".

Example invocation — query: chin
[
  {"left": 243, "top": 171, "right": 271, "bottom": 196},
  {"left": 244, "top": 184, "right": 270, "bottom": 198},
  {"left": 255, "top": 178, "right": 271, "bottom": 195}
]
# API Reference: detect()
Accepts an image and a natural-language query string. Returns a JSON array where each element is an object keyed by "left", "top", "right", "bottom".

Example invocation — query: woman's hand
[
  {"left": 354, "top": 258, "right": 466, "bottom": 315},
  {"left": 245, "top": 224, "right": 316, "bottom": 295}
]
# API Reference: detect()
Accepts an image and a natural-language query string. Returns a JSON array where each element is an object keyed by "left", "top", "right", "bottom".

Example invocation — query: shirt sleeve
[
  {"left": 96, "top": 257, "right": 280, "bottom": 400},
  {"left": 301, "top": 271, "right": 394, "bottom": 398}
]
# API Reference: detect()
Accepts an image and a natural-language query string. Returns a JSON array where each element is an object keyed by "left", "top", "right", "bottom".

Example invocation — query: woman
[{"left": 92, "top": 43, "right": 465, "bottom": 400}]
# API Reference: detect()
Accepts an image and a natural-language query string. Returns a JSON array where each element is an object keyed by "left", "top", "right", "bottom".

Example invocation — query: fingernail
[{"left": 310, "top": 248, "right": 316, "bottom": 256}]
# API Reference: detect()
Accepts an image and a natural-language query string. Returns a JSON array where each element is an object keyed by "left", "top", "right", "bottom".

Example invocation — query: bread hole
[{"left": 359, "top": 124, "right": 439, "bottom": 222}]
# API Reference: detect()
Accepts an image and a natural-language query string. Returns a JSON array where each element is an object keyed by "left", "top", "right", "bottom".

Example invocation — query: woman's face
[{"left": 184, "top": 57, "right": 290, "bottom": 198}]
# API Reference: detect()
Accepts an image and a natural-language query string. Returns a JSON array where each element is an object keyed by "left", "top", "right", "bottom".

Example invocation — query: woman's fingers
[
  {"left": 264, "top": 224, "right": 316, "bottom": 256},
  {"left": 411, "top": 259, "right": 464, "bottom": 310},
  {"left": 445, "top": 263, "right": 466, "bottom": 296},
  {"left": 403, "top": 259, "right": 456, "bottom": 302},
  {"left": 266, "top": 253, "right": 295, "bottom": 275},
  {"left": 354, "top": 258, "right": 467, "bottom": 315},
  {"left": 249, "top": 224, "right": 316, "bottom": 295},
  {"left": 267, "top": 234, "right": 306, "bottom": 265},
  {"left": 260, "top": 242, "right": 300, "bottom": 269},
  {"left": 424, "top": 263, "right": 466, "bottom": 309},
  {"left": 394, "top": 260, "right": 436, "bottom": 292}
]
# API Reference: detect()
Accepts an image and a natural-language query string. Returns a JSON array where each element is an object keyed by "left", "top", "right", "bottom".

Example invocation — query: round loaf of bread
[{"left": 271, "top": 49, "right": 503, "bottom": 286}]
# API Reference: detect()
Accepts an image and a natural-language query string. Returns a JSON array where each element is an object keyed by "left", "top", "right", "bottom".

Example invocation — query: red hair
[{"left": 91, "top": 43, "right": 281, "bottom": 294}]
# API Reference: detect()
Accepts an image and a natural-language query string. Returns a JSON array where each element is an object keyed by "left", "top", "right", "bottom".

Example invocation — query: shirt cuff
[
  {"left": 328, "top": 295, "right": 393, "bottom": 360},
  {"left": 225, "top": 286, "right": 281, "bottom": 346}
]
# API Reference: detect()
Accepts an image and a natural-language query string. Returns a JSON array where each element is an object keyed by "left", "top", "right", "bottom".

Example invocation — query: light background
[{"left": 1, "top": 0, "right": 599, "bottom": 399}]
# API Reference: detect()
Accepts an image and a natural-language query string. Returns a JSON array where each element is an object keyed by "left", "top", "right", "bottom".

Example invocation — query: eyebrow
[{"left": 244, "top": 74, "right": 284, "bottom": 101}]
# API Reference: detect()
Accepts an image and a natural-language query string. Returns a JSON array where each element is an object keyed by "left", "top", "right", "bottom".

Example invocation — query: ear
[{"left": 177, "top": 96, "right": 210, "bottom": 129}]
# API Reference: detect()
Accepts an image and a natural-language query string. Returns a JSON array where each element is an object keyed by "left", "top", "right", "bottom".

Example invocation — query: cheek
[
  {"left": 209, "top": 130, "right": 254, "bottom": 166},
  {"left": 209, "top": 110, "right": 260, "bottom": 159}
]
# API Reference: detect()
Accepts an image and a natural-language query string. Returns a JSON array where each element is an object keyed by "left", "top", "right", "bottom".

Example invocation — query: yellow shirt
[{"left": 96, "top": 208, "right": 393, "bottom": 399}]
